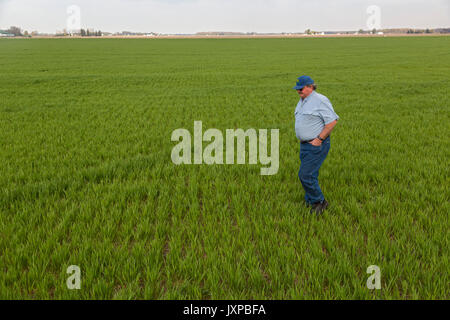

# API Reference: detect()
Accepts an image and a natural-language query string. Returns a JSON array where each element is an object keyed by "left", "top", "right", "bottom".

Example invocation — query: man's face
[{"left": 297, "top": 85, "right": 314, "bottom": 99}]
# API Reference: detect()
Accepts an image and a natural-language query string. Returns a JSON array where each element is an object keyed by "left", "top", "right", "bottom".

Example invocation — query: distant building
[
  {"left": 0, "top": 30, "right": 15, "bottom": 37},
  {"left": 196, "top": 31, "right": 245, "bottom": 36},
  {"left": 435, "top": 28, "right": 450, "bottom": 33},
  {"left": 68, "top": 29, "right": 82, "bottom": 36}
]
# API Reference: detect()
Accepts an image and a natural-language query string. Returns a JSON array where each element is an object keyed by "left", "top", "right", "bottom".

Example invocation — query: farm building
[{"left": 0, "top": 30, "right": 15, "bottom": 37}]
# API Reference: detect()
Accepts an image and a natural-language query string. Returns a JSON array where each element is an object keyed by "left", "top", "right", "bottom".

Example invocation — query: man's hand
[
  {"left": 309, "top": 120, "right": 338, "bottom": 147},
  {"left": 309, "top": 138, "right": 322, "bottom": 146}
]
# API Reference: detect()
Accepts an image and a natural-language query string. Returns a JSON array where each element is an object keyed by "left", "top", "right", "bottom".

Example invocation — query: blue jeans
[{"left": 298, "top": 137, "right": 330, "bottom": 205}]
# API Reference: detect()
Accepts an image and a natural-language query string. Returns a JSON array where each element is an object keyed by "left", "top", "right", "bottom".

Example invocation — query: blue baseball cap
[{"left": 293, "top": 75, "right": 314, "bottom": 90}]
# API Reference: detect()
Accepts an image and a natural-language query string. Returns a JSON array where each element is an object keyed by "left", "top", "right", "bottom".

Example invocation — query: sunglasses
[{"left": 297, "top": 85, "right": 312, "bottom": 92}]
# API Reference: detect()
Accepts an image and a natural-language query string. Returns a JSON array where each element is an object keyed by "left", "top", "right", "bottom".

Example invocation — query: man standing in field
[{"left": 293, "top": 75, "right": 339, "bottom": 215}]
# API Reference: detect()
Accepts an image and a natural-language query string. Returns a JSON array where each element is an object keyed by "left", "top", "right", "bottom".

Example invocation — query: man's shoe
[
  {"left": 310, "top": 202, "right": 320, "bottom": 214},
  {"left": 320, "top": 199, "right": 329, "bottom": 212},
  {"left": 310, "top": 199, "right": 329, "bottom": 215}
]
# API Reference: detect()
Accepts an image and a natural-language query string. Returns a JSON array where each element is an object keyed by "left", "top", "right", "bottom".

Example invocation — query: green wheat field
[{"left": 0, "top": 37, "right": 449, "bottom": 299}]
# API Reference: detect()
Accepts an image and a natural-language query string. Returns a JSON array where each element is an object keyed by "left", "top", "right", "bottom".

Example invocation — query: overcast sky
[{"left": 0, "top": 0, "right": 449, "bottom": 33}]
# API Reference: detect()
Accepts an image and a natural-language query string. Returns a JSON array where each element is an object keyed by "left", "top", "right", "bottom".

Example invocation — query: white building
[{"left": 0, "top": 31, "right": 15, "bottom": 37}]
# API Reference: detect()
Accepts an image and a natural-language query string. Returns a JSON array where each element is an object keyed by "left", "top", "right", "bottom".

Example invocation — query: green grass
[{"left": 0, "top": 37, "right": 449, "bottom": 299}]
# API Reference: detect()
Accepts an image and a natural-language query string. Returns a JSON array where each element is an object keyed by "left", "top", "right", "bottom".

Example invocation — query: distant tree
[
  {"left": 358, "top": 29, "right": 364, "bottom": 34},
  {"left": 80, "top": 29, "right": 86, "bottom": 36},
  {"left": 425, "top": 28, "right": 431, "bottom": 34},
  {"left": 305, "top": 29, "right": 311, "bottom": 35},
  {"left": 24, "top": 30, "right": 29, "bottom": 36},
  {"left": 372, "top": 28, "right": 376, "bottom": 34},
  {"left": 7, "top": 26, "right": 22, "bottom": 36}
]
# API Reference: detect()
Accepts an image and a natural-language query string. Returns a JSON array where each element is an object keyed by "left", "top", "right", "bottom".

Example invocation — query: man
[{"left": 293, "top": 75, "right": 339, "bottom": 215}]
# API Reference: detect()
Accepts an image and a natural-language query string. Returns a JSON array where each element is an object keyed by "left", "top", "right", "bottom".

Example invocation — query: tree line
[
  {"left": 2, "top": 26, "right": 24, "bottom": 36},
  {"left": 79, "top": 29, "right": 102, "bottom": 37},
  {"left": 0, "top": 26, "right": 103, "bottom": 37}
]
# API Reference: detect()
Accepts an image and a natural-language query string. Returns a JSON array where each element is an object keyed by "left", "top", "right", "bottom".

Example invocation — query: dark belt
[{"left": 301, "top": 136, "right": 330, "bottom": 144}]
